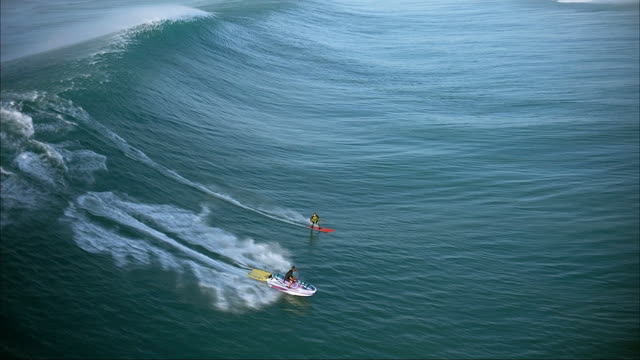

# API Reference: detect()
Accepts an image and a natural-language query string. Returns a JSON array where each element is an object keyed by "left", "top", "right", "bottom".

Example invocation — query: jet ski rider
[{"left": 284, "top": 266, "right": 297, "bottom": 287}]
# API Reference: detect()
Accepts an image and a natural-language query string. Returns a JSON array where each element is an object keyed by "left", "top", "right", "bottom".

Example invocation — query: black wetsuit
[{"left": 284, "top": 269, "right": 295, "bottom": 281}]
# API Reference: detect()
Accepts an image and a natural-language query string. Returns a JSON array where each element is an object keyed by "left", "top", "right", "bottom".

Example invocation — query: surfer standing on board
[
  {"left": 310, "top": 213, "right": 321, "bottom": 229},
  {"left": 284, "top": 266, "right": 297, "bottom": 287}
]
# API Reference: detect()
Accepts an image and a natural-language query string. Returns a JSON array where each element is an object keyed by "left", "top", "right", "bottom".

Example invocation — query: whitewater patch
[
  {"left": 0, "top": 92, "right": 107, "bottom": 226},
  {"left": 1, "top": 93, "right": 107, "bottom": 183},
  {"left": 64, "top": 191, "right": 290, "bottom": 311},
  {"left": 0, "top": 107, "right": 34, "bottom": 139},
  {"left": 1, "top": 92, "right": 74, "bottom": 152},
  {"left": 15, "top": 152, "right": 63, "bottom": 188}
]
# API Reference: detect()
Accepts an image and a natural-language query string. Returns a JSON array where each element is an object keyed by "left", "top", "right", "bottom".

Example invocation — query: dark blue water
[{"left": 1, "top": 0, "right": 638, "bottom": 358}]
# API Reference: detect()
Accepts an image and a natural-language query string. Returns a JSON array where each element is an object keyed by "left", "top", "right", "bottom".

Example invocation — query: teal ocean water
[{"left": 1, "top": 0, "right": 639, "bottom": 358}]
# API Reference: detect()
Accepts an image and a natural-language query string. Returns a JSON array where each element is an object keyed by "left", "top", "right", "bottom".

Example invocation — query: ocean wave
[
  {"left": 1, "top": 89, "right": 299, "bottom": 311},
  {"left": 2, "top": 4, "right": 213, "bottom": 62}
]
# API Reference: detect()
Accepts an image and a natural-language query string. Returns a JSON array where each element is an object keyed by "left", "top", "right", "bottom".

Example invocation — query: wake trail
[
  {"left": 65, "top": 191, "right": 290, "bottom": 311},
  {"left": 77, "top": 193, "right": 240, "bottom": 274},
  {"left": 60, "top": 99, "right": 305, "bottom": 228},
  {"left": 131, "top": 152, "right": 303, "bottom": 227}
]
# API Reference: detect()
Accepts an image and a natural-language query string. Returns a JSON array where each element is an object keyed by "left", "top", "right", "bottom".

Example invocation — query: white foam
[
  {"left": 195, "top": 185, "right": 307, "bottom": 226},
  {"left": 0, "top": 93, "right": 108, "bottom": 227},
  {"left": 0, "top": 107, "right": 34, "bottom": 139},
  {"left": 65, "top": 192, "right": 288, "bottom": 311},
  {"left": 115, "top": 198, "right": 292, "bottom": 270},
  {"left": 34, "top": 114, "right": 77, "bottom": 134},
  {"left": 1, "top": 100, "right": 72, "bottom": 173},
  {"left": 54, "top": 95, "right": 307, "bottom": 227},
  {"left": 65, "top": 204, "right": 176, "bottom": 268},
  {"left": 30, "top": 141, "right": 67, "bottom": 170},
  {"left": 0, "top": 167, "right": 15, "bottom": 176},
  {"left": 57, "top": 148, "right": 108, "bottom": 184},
  {"left": 2, "top": 91, "right": 43, "bottom": 103},
  {"left": 15, "top": 152, "right": 61, "bottom": 187}
]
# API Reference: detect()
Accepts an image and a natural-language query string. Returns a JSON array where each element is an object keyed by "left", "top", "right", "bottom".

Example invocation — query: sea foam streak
[
  {"left": 51, "top": 95, "right": 308, "bottom": 226},
  {"left": 2, "top": 91, "right": 304, "bottom": 226},
  {"left": 64, "top": 191, "right": 290, "bottom": 311}
]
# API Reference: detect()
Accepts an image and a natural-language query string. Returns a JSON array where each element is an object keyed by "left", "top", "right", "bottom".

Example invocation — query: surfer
[
  {"left": 284, "top": 266, "right": 297, "bottom": 287},
  {"left": 310, "top": 213, "right": 321, "bottom": 229}
]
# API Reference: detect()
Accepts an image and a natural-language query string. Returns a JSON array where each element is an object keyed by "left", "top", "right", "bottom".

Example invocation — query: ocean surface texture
[{"left": 1, "top": 0, "right": 638, "bottom": 358}]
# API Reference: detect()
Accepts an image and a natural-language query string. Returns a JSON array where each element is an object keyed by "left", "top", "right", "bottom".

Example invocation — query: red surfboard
[{"left": 307, "top": 226, "right": 335, "bottom": 233}]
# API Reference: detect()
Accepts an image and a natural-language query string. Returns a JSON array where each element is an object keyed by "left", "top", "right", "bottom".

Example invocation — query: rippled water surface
[{"left": 1, "top": 0, "right": 638, "bottom": 358}]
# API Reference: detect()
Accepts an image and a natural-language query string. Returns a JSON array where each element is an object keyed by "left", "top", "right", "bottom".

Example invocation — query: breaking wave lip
[
  {"left": 2, "top": 4, "right": 213, "bottom": 62},
  {"left": 64, "top": 191, "right": 291, "bottom": 312}
]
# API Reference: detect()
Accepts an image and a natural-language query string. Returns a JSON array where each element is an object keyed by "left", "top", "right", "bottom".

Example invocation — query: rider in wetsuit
[
  {"left": 310, "top": 213, "right": 321, "bottom": 229},
  {"left": 284, "top": 266, "right": 297, "bottom": 287}
]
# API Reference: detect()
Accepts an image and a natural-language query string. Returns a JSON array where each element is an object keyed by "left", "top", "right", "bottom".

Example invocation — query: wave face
[
  {"left": 1, "top": 0, "right": 639, "bottom": 358},
  {"left": 1, "top": 1, "right": 302, "bottom": 315},
  {"left": 0, "top": 3, "right": 211, "bottom": 62}
]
